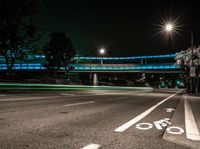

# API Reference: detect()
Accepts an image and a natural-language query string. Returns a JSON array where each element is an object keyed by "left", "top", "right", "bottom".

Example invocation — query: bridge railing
[{"left": 71, "top": 63, "right": 179, "bottom": 71}]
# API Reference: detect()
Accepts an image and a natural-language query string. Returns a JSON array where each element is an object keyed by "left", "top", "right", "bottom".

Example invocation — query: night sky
[{"left": 45, "top": 0, "right": 200, "bottom": 56}]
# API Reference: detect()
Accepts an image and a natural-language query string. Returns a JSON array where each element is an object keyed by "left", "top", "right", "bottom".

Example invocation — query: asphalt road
[{"left": 0, "top": 90, "right": 189, "bottom": 149}]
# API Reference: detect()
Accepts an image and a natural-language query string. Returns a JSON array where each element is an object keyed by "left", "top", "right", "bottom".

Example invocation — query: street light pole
[
  {"left": 89, "top": 56, "right": 92, "bottom": 85},
  {"left": 165, "top": 23, "right": 196, "bottom": 93},
  {"left": 99, "top": 48, "right": 105, "bottom": 65}
]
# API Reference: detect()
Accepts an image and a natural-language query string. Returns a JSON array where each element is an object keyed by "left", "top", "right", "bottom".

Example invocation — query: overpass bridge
[
  {"left": 69, "top": 53, "right": 181, "bottom": 73},
  {"left": 68, "top": 53, "right": 184, "bottom": 86},
  {"left": 0, "top": 53, "right": 184, "bottom": 86},
  {"left": 0, "top": 53, "right": 182, "bottom": 73},
  {"left": 70, "top": 63, "right": 181, "bottom": 73}
]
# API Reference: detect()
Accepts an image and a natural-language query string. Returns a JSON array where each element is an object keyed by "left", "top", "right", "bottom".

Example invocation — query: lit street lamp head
[
  {"left": 165, "top": 23, "right": 173, "bottom": 32},
  {"left": 99, "top": 48, "right": 105, "bottom": 55}
]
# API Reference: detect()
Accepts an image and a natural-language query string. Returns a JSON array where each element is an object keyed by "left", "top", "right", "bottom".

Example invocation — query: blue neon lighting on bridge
[
  {"left": 0, "top": 53, "right": 176, "bottom": 61},
  {"left": 71, "top": 63, "right": 179, "bottom": 71},
  {"left": 0, "top": 63, "right": 179, "bottom": 70},
  {"left": 76, "top": 54, "right": 176, "bottom": 60},
  {"left": 0, "top": 63, "right": 46, "bottom": 70}
]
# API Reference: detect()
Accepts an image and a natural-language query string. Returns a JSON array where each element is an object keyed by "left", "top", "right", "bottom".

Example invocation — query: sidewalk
[{"left": 163, "top": 94, "right": 200, "bottom": 149}]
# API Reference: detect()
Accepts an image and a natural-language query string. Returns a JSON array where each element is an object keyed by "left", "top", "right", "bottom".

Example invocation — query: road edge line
[{"left": 184, "top": 95, "right": 200, "bottom": 141}]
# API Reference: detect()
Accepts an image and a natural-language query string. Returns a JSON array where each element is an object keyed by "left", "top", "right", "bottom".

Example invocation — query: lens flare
[
  {"left": 158, "top": 16, "right": 182, "bottom": 39},
  {"left": 99, "top": 48, "right": 105, "bottom": 54},
  {"left": 166, "top": 24, "right": 173, "bottom": 32}
]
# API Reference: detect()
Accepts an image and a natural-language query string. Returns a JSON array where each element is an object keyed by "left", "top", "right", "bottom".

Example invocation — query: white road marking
[
  {"left": 63, "top": 94, "right": 103, "bottom": 97},
  {"left": 136, "top": 123, "right": 153, "bottom": 130},
  {"left": 166, "top": 126, "right": 184, "bottom": 135},
  {"left": 164, "top": 108, "right": 175, "bottom": 113},
  {"left": 184, "top": 95, "right": 200, "bottom": 141},
  {"left": 0, "top": 96, "right": 59, "bottom": 102},
  {"left": 0, "top": 94, "right": 6, "bottom": 96},
  {"left": 61, "top": 93, "right": 75, "bottom": 96},
  {"left": 103, "top": 93, "right": 127, "bottom": 95},
  {"left": 63, "top": 101, "right": 95, "bottom": 107},
  {"left": 153, "top": 118, "right": 171, "bottom": 130},
  {"left": 114, "top": 91, "right": 182, "bottom": 132},
  {"left": 80, "top": 144, "right": 101, "bottom": 149}
]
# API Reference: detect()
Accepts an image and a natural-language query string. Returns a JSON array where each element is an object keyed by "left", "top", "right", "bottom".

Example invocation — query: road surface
[{"left": 0, "top": 89, "right": 190, "bottom": 149}]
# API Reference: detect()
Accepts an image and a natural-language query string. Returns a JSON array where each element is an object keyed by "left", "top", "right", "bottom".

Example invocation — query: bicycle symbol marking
[
  {"left": 136, "top": 123, "right": 153, "bottom": 130},
  {"left": 135, "top": 118, "right": 184, "bottom": 135},
  {"left": 166, "top": 126, "right": 184, "bottom": 135}
]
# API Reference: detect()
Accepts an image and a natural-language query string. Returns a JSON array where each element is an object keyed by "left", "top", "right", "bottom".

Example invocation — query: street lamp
[
  {"left": 165, "top": 23, "right": 173, "bottom": 32},
  {"left": 165, "top": 23, "right": 193, "bottom": 47},
  {"left": 165, "top": 23, "right": 198, "bottom": 93},
  {"left": 99, "top": 48, "right": 105, "bottom": 55},
  {"left": 99, "top": 48, "right": 106, "bottom": 65}
]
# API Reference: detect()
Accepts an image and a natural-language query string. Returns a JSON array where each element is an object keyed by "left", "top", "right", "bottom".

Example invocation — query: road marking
[
  {"left": 63, "top": 101, "right": 95, "bottom": 107},
  {"left": 61, "top": 93, "right": 75, "bottom": 96},
  {"left": 0, "top": 94, "right": 6, "bottom": 96},
  {"left": 103, "top": 93, "right": 127, "bottom": 95},
  {"left": 63, "top": 94, "right": 102, "bottom": 97},
  {"left": 164, "top": 108, "right": 175, "bottom": 113},
  {"left": 184, "top": 95, "right": 200, "bottom": 141},
  {"left": 114, "top": 91, "right": 182, "bottom": 132},
  {"left": 80, "top": 144, "right": 101, "bottom": 149},
  {"left": 166, "top": 126, "right": 184, "bottom": 135},
  {"left": 136, "top": 123, "right": 153, "bottom": 130},
  {"left": 153, "top": 118, "right": 171, "bottom": 130},
  {"left": 0, "top": 96, "right": 59, "bottom": 102}
]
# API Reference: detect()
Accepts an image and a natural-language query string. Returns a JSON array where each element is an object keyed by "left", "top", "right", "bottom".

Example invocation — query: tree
[
  {"left": 44, "top": 32, "right": 76, "bottom": 71},
  {"left": 0, "top": 0, "right": 45, "bottom": 74}
]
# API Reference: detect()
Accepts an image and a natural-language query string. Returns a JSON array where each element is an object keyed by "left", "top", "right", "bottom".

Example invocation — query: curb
[{"left": 162, "top": 94, "right": 200, "bottom": 149}]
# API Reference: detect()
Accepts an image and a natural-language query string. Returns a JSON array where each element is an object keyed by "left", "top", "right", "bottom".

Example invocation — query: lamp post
[
  {"left": 89, "top": 56, "right": 92, "bottom": 85},
  {"left": 165, "top": 23, "right": 197, "bottom": 93},
  {"left": 165, "top": 23, "right": 194, "bottom": 47},
  {"left": 99, "top": 48, "right": 105, "bottom": 65}
]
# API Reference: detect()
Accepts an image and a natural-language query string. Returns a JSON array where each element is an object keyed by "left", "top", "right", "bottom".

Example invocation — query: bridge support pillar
[{"left": 93, "top": 73, "right": 98, "bottom": 86}]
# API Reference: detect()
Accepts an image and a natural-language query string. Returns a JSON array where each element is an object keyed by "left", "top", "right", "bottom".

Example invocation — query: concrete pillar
[
  {"left": 93, "top": 73, "right": 98, "bottom": 86},
  {"left": 101, "top": 59, "right": 103, "bottom": 65},
  {"left": 89, "top": 73, "right": 92, "bottom": 85},
  {"left": 141, "top": 59, "right": 143, "bottom": 64}
]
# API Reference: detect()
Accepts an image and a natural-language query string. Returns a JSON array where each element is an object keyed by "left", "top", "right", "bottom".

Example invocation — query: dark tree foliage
[
  {"left": 0, "top": 0, "right": 45, "bottom": 73},
  {"left": 44, "top": 32, "right": 76, "bottom": 71}
]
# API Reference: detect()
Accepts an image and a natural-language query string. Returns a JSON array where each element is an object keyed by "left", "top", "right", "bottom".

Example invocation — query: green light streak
[{"left": 0, "top": 83, "right": 153, "bottom": 91}]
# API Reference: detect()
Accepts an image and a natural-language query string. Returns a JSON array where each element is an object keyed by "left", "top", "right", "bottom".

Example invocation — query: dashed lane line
[
  {"left": 184, "top": 95, "right": 200, "bottom": 141},
  {"left": 61, "top": 94, "right": 104, "bottom": 97},
  {"left": 102, "top": 93, "right": 127, "bottom": 95},
  {"left": 63, "top": 101, "right": 95, "bottom": 107},
  {"left": 114, "top": 90, "right": 182, "bottom": 132},
  {"left": 61, "top": 93, "right": 75, "bottom": 96},
  {"left": 80, "top": 144, "right": 101, "bottom": 149}
]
